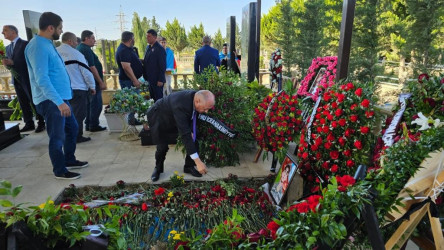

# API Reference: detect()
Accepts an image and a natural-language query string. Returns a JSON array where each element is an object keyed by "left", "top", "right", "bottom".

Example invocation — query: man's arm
[
  {"left": 77, "top": 53, "right": 96, "bottom": 93},
  {"left": 90, "top": 66, "right": 106, "bottom": 90},
  {"left": 121, "top": 62, "right": 141, "bottom": 88},
  {"left": 194, "top": 52, "right": 199, "bottom": 74},
  {"left": 156, "top": 47, "right": 166, "bottom": 86}
]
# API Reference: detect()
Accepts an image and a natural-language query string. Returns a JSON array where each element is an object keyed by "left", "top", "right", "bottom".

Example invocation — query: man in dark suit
[
  {"left": 1, "top": 25, "right": 45, "bottom": 132},
  {"left": 147, "top": 90, "right": 215, "bottom": 182},
  {"left": 142, "top": 29, "right": 166, "bottom": 101},
  {"left": 194, "top": 35, "right": 220, "bottom": 74}
]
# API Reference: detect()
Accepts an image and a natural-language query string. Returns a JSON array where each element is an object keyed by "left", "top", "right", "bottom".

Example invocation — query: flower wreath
[
  {"left": 297, "top": 56, "right": 337, "bottom": 100},
  {"left": 269, "top": 48, "right": 283, "bottom": 89},
  {"left": 296, "top": 81, "right": 377, "bottom": 191},
  {"left": 252, "top": 91, "right": 302, "bottom": 160}
]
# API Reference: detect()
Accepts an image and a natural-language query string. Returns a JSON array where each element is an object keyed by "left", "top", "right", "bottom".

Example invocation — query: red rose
[
  {"left": 346, "top": 160, "right": 355, "bottom": 167},
  {"left": 337, "top": 175, "right": 356, "bottom": 187},
  {"left": 330, "top": 151, "right": 339, "bottom": 160},
  {"left": 141, "top": 202, "right": 148, "bottom": 211},
  {"left": 302, "top": 152, "right": 309, "bottom": 159},
  {"left": 418, "top": 73, "right": 429, "bottom": 83},
  {"left": 337, "top": 93, "right": 345, "bottom": 103},
  {"left": 324, "top": 142, "right": 332, "bottom": 149},
  {"left": 343, "top": 149, "right": 351, "bottom": 157},
  {"left": 307, "top": 195, "right": 322, "bottom": 212},
  {"left": 361, "top": 99, "right": 370, "bottom": 108},
  {"left": 346, "top": 82, "right": 354, "bottom": 90},
  {"left": 335, "top": 109, "right": 342, "bottom": 117},
  {"left": 360, "top": 126, "right": 370, "bottom": 134},
  {"left": 296, "top": 202, "right": 310, "bottom": 213},
  {"left": 267, "top": 221, "right": 280, "bottom": 239},
  {"left": 365, "top": 111, "right": 374, "bottom": 118},
  {"left": 338, "top": 119, "right": 346, "bottom": 126},
  {"left": 354, "top": 140, "right": 363, "bottom": 149},
  {"left": 350, "top": 104, "right": 358, "bottom": 110},
  {"left": 355, "top": 88, "right": 363, "bottom": 97},
  {"left": 331, "top": 121, "right": 338, "bottom": 128},
  {"left": 338, "top": 137, "right": 346, "bottom": 146},
  {"left": 331, "top": 102, "right": 338, "bottom": 109},
  {"left": 331, "top": 164, "right": 338, "bottom": 173}
]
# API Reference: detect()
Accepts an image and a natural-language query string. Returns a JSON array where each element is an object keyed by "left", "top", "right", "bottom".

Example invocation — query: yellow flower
[
  {"left": 173, "top": 233, "right": 181, "bottom": 240},
  {"left": 168, "top": 230, "right": 177, "bottom": 239},
  {"left": 38, "top": 200, "right": 54, "bottom": 209},
  {"left": 174, "top": 171, "right": 179, "bottom": 175},
  {"left": 168, "top": 192, "right": 174, "bottom": 198}
]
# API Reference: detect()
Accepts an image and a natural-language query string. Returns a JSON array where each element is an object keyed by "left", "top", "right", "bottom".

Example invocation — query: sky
[{"left": 0, "top": 0, "right": 276, "bottom": 45}]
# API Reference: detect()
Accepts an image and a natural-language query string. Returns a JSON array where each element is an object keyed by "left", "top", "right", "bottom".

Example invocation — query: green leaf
[
  {"left": 54, "top": 224, "right": 63, "bottom": 234},
  {"left": 0, "top": 199, "right": 13, "bottom": 207},
  {"left": 0, "top": 188, "right": 11, "bottom": 196},
  {"left": 1, "top": 181, "right": 11, "bottom": 189},
  {"left": 11, "top": 186, "right": 22, "bottom": 198}
]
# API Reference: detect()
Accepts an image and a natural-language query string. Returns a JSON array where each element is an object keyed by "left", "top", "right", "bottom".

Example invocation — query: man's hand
[
  {"left": 157, "top": 81, "right": 164, "bottom": 87},
  {"left": 58, "top": 103, "right": 71, "bottom": 117},
  {"left": 195, "top": 158, "right": 208, "bottom": 175},
  {"left": 1, "top": 59, "right": 13, "bottom": 66},
  {"left": 90, "top": 89, "right": 96, "bottom": 95},
  {"left": 133, "top": 80, "right": 142, "bottom": 88},
  {"left": 99, "top": 81, "right": 107, "bottom": 90}
]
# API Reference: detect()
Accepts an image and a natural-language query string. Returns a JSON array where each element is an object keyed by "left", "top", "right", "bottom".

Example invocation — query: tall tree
[
  {"left": 275, "top": 0, "right": 297, "bottom": 76},
  {"left": 224, "top": 23, "right": 241, "bottom": 53},
  {"left": 188, "top": 23, "right": 206, "bottom": 51},
  {"left": 213, "top": 29, "right": 224, "bottom": 51},
  {"left": 321, "top": 0, "right": 342, "bottom": 56},
  {"left": 162, "top": 18, "right": 188, "bottom": 55},
  {"left": 348, "top": 0, "right": 379, "bottom": 82},
  {"left": 261, "top": 5, "right": 281, "bottom": 51},
  {"left": 150, "top": 16, "right": 162, "bottom": 33},
  {"left": 131, "top": 12, "right": 147, "bottom": 58}
]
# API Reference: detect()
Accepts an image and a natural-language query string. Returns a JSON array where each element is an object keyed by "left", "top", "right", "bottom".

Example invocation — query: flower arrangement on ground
[
  {"left": 297, "top": 56, "right": 337, "bottom": 100},
  {"left": 252, "top": 91, "right": 302, "bottom": 161},
  {"left": 177, "top": 69, "right": 255, "bottom": 167},
  {"left": 296, "top": 81, "right": 378, "bottom": 191},
  {"left": 108, "top": 87, "right": 154, "bottom": 124}
]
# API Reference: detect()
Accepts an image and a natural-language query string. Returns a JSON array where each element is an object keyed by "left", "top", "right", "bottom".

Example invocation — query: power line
[{"left": 116, "top": 5, "right": 127, "bottom": 34}]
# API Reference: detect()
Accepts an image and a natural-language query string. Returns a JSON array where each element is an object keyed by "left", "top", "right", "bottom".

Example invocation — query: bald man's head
[{"left": 194, "top": 90, "right": 215, "bottom": 113}]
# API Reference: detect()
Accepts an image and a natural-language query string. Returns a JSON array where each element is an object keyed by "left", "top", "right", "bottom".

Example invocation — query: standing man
[
  {"left": 25, "top": 12, "right": 88, "bottom": 180},
  {"left": 142, "top": 29, "right": 166, "bottom": 102},
  {"left": 115, "top": 31, "right": 143, "bottom": 125},
  {"left": 147, "top": 90, "right": 215, "bottom": 182},
  {"left": 57, "top": 32, "right": 96, "bottom": 143},
  {"left": 194, "top": 35, "right": 220, "bottom": 74},
  {"left": 77, "top": 30, "right": 106, "bottom": 132},
  {"left": 1, "top": 25, "right": 45, "bottom": 133},
  {"left": 159, "top": 36, "right": 175, "bottom": 96},
  {"left": 219, "top": 43, "right": 229, "bottom": 68}
]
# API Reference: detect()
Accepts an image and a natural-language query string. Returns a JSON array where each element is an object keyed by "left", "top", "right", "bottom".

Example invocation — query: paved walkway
[{"left": 0, "top": 114, "right": 273, "bottom": 206}]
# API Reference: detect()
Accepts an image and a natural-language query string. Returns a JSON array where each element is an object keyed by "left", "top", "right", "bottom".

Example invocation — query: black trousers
[
  {"left": 13, "top": 79, "right": 44, "bottom": 125},
  {"left": 70, "top": 90, "right": 88, "bottom": 137}
]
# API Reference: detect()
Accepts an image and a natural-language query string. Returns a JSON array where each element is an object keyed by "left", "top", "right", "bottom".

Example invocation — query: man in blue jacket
[
  {"left": 142, "top": 29, "right": 166, "bottom": 101},
  {"left": 194, "top": 36, "right": 220, "bottom": 74}
]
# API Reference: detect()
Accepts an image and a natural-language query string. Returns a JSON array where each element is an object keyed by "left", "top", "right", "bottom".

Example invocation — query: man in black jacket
[
  {"left": 1, "top": 25, "right": 45, "bottom": 132},
  {"left": 142, "top": 29, "right": 166, "bottom": 101},
  {"left": 147, "top": 90, "right": 215, "bottom": 182}
]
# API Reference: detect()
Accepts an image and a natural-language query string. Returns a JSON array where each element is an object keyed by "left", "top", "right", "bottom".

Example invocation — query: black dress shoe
[
  {"left": 76, "top": 136, "right": 91, "bottom": 143},
  {"left": 151, "top": 168, "right": 163, "bottom": 182},
  {"left": 20, "top": 124, "right": 35, "bottom": 132},
  {"left": 89, "top": 126, "right": 107, "bottom": 132},
  {"left": 184, "top": 165, "right": 202, "bottom": 177},
  {"left": 35, "top": 124, "right": 45, "bottom": 133}
]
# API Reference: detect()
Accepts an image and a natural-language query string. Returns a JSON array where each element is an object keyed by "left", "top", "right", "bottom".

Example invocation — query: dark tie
[
  {"left": 192, "top": 111, "right": 197, "bottom": 142},
  {"left": 10, "top": 42, "right": 14, "bottom": 57}
]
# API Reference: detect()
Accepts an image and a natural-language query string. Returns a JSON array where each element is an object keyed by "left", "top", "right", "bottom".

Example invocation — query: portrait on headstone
[{"left": 270, "top": 155, "right": 298, "bottom": 205}]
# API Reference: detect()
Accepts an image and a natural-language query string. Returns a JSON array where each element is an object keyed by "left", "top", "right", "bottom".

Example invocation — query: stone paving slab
[{"left": 0, "top": 114, "right": 273, "bottom": 206}]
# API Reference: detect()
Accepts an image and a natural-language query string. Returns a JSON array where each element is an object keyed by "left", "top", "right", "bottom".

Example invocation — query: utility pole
[{"left": 116, "top": 5, "right": 127, "bottom": 34}]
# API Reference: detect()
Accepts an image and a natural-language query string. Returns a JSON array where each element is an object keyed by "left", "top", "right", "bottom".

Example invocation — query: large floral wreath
[
  {"left": 252, "top": 91, "right": 302, "bottom": 161},
  {"left": 297, "top": 81, "right": 377, "bottom": 191},
  {"left": 297, "top": 56, "right": 337, "bottom": 100},
  {"left": 269, "top": 48, "right": 283, "bottom": 89}
]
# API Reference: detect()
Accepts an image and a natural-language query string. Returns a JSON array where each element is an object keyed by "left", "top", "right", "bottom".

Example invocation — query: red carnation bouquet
[
  {"left": 297, "top": 81, "right": 377, "bottom": 191},
  {"left": 252, "top": 91, "right": 302, "bottom": 161},
  {"left": 297, "top": 56, "right": 337, "bottom": 100}
]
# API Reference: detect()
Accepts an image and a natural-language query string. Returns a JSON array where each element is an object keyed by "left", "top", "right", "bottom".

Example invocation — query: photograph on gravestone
[
  {"left": 270, "top": 154, "right": 298, "bottom": 205},
  {"left": 22, "top": 10, "right": 42, "bottom": 41}
]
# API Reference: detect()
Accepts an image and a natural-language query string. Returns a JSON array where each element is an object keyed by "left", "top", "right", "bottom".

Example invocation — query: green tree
[
  {"left": 275, "top": 0, "right": 297, "bottom": 76},
  {"left": 188, "top": 23, "right": 206, "bottom": 51},
  {"left": 261, "top": 5, "right": 281, "bottom": 51},
  {"left": 162, "top": 18, "right": 188, "bottom": 55},
  {"left": 213, "top": 29, "right": 224, "bottom": 51},
  {"left": 224, "top": 23, "right": 241, "bottom": 53},
  {"left": 348, "top": 0, "right": 379, "bottom": 82},
  {"left": 131, "top": 12, "right": 147, "bottom": 58},
  {"left": 321, "top": 0, "right": 342, "bottom": 56},
  {"left": 150, "top": 16, "right": 162, "bottom": 33}
]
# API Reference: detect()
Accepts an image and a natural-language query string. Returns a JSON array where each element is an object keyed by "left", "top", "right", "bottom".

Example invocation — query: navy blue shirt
[
  {"left": 194, "top": 45, "right": 220, "bottom": 74},
  {"left": 115, "top": 43, "right": 143, "bottom": 81}
]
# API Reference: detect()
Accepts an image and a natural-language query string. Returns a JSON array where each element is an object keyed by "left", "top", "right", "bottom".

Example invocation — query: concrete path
[{"left": 0, "top": 114, "right": 273, "bottom": 206}]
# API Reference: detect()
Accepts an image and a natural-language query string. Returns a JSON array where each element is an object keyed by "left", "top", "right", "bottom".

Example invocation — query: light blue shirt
[
  {"left": 25, "top": 35, "right": 72, "bottom": 106},
  {"left": 57, "top": 44, "right": 95, "bottom": 91}
]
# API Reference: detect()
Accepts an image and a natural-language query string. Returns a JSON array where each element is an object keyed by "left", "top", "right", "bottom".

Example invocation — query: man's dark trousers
[
  {"left": 13, "top": 78, "right": 44, "bottom": 126},
  {"left": 85, "top": 86, "right": 103, "bottom": 129},
  {"left": 35, "top": 100, "right": 78, "bottom": 176},
  {"left": 70, "top": 90, "right": 88, "bottom": 138}
]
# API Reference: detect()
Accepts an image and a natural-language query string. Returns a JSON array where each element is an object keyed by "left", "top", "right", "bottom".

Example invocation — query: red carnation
[
  {"left": 360, "top": 126, "right": 370, "bottom": 134},
  {"left": 331, "top": 164, "right": 339, "bottom": 173},
  {"left": 346, "top": 82, "right": 354, "bottom": 90},
  {"left": 267, "top": 221, "right": 280, "bottom": 239},
  {"left": 350, "top": 115, "right": 358, "bottom": 123},
  {"left": 354, "top": 140, "right": 363, "bottom": 150},
  {"left": 343, "top": 149, "right": 351, "bottom": 157},
  {"left": 337, "top": 175, "right": 356, "bottom": 187},
  {"left": 296, "top": 202, "right": 310, "bottom": 213},
  {"left": 335, "top": 109, "right": 343, "bottom": 117},
  {"left": 307, "top": 195, "right": 322, "bottom": 212},
  {"left": 337, "top": 93, "right": 345, "bottom": 103},
  {"left": 365, "top": 111, "right": 374, "bottom": 118},
  {"left": 355, "top": 88, "right": 363, "bottom": 97},
  {"left": 346, "top": 160, "right": 355, "bottom": 167},
  {"left": 331, "top": 102, "right": 338, "bottom": 109},
  {"left": 350, "top": 104, "right": 358, "bottom": 110},
  {"left": 361, "top": 99, "right": 370, "bottom": 108},
  {"left": 154, "top": 187, "right": 166, "bottom": 196},
  {"left": 338, "top": 137, "right": 346, "bottom": 146},
  {"left": 141, "top": 202, "right": 148, "bottom": 211},
  {"left": 338, "top": 119, "right": 346, "bottom": 126}
]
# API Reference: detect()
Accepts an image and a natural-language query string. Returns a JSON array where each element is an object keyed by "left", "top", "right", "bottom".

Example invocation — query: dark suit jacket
[
  {"left": 142, "top": 41, "right": 166, "bottom": 84},
  {"left": 194, "top": 45, "right": 220, "bottom": 74},
  {"left": 6, "top": 38, "right": 30, "bottom": 87},
  {"left": 147, "top": 90, "right": 197, "bottom": 155}
]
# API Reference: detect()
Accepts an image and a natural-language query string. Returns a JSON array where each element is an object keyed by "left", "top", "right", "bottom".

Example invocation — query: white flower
[{"left": 411, "top": 112, "right": 443, "bottom": 131}]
